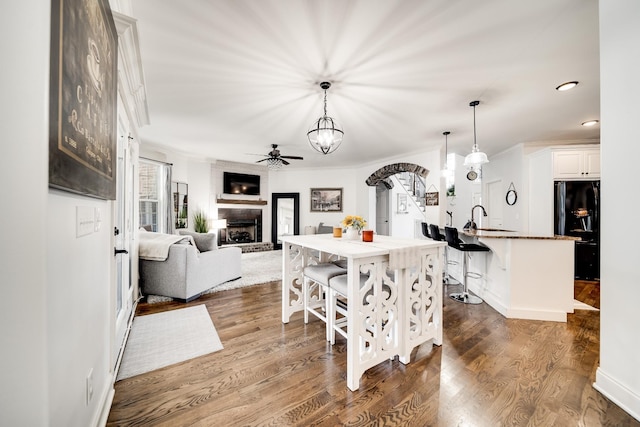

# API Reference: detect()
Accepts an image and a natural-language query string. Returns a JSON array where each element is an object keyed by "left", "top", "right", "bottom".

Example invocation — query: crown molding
[{"left": 112, "top": 11, "right": 150, "bottom": 127}]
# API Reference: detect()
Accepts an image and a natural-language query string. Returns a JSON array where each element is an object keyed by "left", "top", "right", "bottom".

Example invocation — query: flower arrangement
[{"left": 341, "top": 215, "right": 367, "bottom": 231}]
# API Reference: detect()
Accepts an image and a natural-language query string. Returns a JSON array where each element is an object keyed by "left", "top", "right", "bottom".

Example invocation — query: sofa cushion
[{"left": 178, "top": 230, "right": 217, "bottom": 252}]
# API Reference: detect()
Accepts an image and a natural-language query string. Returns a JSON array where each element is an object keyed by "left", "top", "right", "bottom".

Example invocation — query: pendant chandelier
[
  {"left": 464, "top": 100, "right": 489, "bottom": 167},
  {"left": 307, "top": 81, "right": 343, "bottom": 155}
]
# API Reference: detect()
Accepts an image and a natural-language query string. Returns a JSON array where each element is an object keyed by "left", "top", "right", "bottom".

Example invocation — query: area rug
[
  {"left": 146, "top": 250, "right": 282, "bottom": 304},
  {"left": 205, "top": 249, "right": 282, "bottom": 293},
  {"left": 116, "top": 304, "right": 222, "bottom": 380}
]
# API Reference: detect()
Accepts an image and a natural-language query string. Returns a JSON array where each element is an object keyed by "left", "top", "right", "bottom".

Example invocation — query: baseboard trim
[
  {"left": 594, "top": 368, "right": 640, "bottom": 422},
  {"left": 94, "top": 379, "right": 115, "bottom": 427}
]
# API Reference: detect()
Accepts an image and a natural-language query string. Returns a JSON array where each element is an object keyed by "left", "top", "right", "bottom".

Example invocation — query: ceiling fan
[{"left": 255, "top": 144, "right": 303, "bottom": 167}]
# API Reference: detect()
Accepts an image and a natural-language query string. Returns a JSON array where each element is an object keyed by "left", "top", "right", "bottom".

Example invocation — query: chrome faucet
[{"left": 465, "top": 204, "right": 487, "bottom": 230}]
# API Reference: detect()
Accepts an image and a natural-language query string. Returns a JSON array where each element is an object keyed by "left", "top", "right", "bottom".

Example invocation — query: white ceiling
[{"left": 132, "top": 0, "right": 600, "bottom": 169}]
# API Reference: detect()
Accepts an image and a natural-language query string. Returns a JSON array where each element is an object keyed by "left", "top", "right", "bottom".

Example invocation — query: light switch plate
[
  {"left": 76, "top": 206, "right": 95, "bottom": 238},
  {"left": 94, "top": 207, "right": 101, "bottom": 232}
]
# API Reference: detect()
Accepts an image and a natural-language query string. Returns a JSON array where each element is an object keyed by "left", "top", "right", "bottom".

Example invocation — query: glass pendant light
[
  {"left": 464, "top": 100, "right": 489, "bottom": 167},
  {"left": 307, "top": 82, "right": 344, "bottom": 155}
]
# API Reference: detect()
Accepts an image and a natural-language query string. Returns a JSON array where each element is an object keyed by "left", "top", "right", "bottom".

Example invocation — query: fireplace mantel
[{"left": 217, "top": 198, "right": 267, "bottom": 206}]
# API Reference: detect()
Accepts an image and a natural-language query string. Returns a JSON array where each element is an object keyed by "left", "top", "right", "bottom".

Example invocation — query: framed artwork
[
  {"left": 425, "top": 192, "right": 439, "bottom": 206},
  {"left": 49, "top": 0, "right": 118, "bottom": 199},
  {"left": 310, "top": 188, "right": 343, "bottom": 212},
  {"left": 397, "top": 194, "right": 408, "bottom": 214}
]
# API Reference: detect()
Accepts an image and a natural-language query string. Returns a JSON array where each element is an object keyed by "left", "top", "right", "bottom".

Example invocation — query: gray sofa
[{"left": 139, "top": 231, "right": 242, "bottom": 301}]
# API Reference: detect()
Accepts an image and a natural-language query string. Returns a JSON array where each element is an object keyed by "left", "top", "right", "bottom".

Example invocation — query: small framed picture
[
  {"left": 426, "top": 191, "right": 439, "bottom": 206},
  {"left": 310, "top": 188, "right": 342, "bottom": 212},
  {"left": 397, "top": 194, "right": 408, "bottom": 213}
]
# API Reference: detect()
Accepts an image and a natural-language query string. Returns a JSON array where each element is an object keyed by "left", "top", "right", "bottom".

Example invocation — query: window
[{"left": 139, "top": 160, "right": 171, "bottom": 233}]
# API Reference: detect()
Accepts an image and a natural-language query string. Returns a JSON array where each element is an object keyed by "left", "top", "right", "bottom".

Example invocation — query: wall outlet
[{"left": 86, "top": 368, "right": 94, "bottom": 405}]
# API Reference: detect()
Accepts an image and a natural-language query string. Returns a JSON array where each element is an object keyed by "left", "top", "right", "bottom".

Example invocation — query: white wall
[
  {"left": 269, "top": 166, "right": 358, "bottom": 232},
  {"left": 0, "top": 2, "right": 50, "bottom": 425},
  {"left": 595, "top": 1, "right": 640, "bottom": 420},
  {"left": 482, "top": 144, "right": 526, "bottom": 232},
  {"left": 446, "top": 154, "right": 482, "bottom": 230},
  {"left": 47, "top": 193, "right": 112, "bottom": 427}
]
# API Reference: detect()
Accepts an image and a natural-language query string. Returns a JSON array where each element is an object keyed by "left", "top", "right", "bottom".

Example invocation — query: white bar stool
[
  {"left": 302, "top": 263, "right": 346, "bottom": 340},
  {"left": 327, "top": 272, "right": 370, "bottom": 345}
]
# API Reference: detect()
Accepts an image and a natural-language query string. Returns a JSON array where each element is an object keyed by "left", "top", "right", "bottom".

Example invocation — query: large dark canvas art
[{"left": 49, "top": 0, "right": 118, "bottom": 199}]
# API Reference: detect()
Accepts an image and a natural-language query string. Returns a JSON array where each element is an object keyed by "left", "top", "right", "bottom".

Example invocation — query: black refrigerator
[{"left": 554, "top": 180, "right": 600, "bottom": 280}]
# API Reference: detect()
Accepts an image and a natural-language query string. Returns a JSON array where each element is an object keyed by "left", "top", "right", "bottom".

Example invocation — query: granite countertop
[{"left": 461, "top": 228, "right": 581, "bottom": 241}]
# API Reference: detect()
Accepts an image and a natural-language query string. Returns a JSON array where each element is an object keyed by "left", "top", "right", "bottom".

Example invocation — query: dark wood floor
[{"left": 108, "top": 279, "right": 639, "bottom": 426}]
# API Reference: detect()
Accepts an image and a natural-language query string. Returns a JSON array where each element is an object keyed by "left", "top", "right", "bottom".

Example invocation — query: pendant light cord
[
  {"left": 323, "top": 89, "right": 328, "bottom": 117},
  {"left": 473, "top": 103, "right": 477, "bottom": 151}
]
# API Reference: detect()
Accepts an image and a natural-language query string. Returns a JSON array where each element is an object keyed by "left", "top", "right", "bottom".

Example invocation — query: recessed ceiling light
[
  {"left": 556, "top": 81, "right": 579, "bottom": 91},
  {"left": 582, "top": 120, "right": 599, "bottom": 127}
]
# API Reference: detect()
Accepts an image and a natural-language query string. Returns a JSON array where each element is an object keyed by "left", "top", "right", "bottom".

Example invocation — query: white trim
[{"left": 594, "top": 368, "right": 640, "bottom": 422}]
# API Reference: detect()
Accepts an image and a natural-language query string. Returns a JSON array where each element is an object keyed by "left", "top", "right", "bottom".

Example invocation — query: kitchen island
[
  {"left": 280, "top": 234, "right": 446, "bottom": 390},
  {"left": 453, "top": 229, "right": 580, "bottom": 322}
]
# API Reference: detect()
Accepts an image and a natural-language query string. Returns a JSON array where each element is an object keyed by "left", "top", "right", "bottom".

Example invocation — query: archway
[
  {"left": 366, "top": 162, "right": 430, "bottom": 237},
  {"left": 365, "top": 162, "right": 429, "bottom": 188}
]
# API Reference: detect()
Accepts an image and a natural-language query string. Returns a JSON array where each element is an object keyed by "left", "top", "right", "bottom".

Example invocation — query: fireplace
[{"left": 218, "top": 208, "right": 263, "bottom": 246}]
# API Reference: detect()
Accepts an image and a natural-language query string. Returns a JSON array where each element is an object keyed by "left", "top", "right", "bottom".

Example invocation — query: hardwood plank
[{"left": 108, "top": 280, "right": 638, "bottom": 426}]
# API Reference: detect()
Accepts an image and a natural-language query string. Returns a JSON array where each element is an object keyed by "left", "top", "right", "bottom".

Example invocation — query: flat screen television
[{"left": 223, "top": 172, "right": 260, "bottom": 195}]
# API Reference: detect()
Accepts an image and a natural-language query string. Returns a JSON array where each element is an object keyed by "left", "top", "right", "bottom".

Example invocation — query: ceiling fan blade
[
  {"left": 255, "top": 158, "right": 269, "bottom": 163},
  {"left": 281, "top": 159, "right": 290, "bottom": 165},
  {"left": 280, "top": 155, "right": 304, "bottom": 160}
]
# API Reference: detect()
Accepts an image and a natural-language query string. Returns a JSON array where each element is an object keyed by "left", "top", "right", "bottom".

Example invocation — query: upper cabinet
[{"left": 552, "top": 147, "right": 600, "bottom": 179}]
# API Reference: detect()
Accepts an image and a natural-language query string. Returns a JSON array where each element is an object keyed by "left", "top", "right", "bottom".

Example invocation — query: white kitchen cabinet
[{"left": 553, "top": 148, "right": 600, "bottom": 179}]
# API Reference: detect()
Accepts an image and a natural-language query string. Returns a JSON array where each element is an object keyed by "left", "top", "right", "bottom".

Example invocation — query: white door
[
  {"left": 376, "top": 184, "right": 390, "bottom": 235},
  {"left": 113, "top": 104, "right": 135, "bottom": 369}
]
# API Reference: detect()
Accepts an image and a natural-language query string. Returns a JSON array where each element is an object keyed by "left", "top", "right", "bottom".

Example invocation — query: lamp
[
  {"left": 307, "top": 81, "right": 343, "bottom": 155},
  {"left": 464, "top": 100, "right": 489, "bottom": 167},
  {"left": 207, "top": 218, "right": 227, "bottom": 233}
]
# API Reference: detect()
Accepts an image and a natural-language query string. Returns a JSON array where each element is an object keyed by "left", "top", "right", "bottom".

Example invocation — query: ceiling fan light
[{"left": 267, "top": 157, "right": 283, "bottom": 170}]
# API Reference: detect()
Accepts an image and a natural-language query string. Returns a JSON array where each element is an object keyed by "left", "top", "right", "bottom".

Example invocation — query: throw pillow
[
  {"left": 178, "top": 230, "right": 217, "bottom": 252},
  {"left": 317, "top": 222, "right": 334, "bottom": 234}
]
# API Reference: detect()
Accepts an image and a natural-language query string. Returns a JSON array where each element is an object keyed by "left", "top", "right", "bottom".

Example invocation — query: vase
[{"left": 344, "top": 227, "right": 359, "bottom": 240}]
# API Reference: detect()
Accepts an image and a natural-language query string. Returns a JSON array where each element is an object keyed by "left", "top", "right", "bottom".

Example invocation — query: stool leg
[
  {"left": 443, "top": 247, "right": 455, "bottom": 285},
  {"left": 450, "top": 252, "right": 483, "bottom": 304},
  {"left": 328, "top": 289, "right": 335, "bottom": 344},
  {"left": 303, "top": 277, "right": 310, "bottom": 323}
]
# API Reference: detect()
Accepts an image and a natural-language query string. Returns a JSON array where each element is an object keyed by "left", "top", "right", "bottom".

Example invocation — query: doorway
[
  {"left": 113, "top": 106, "right": 135, "bottom": 371},
  {"left": 376, "top": 183, "right": 390, "bottom": 235},
  {"left": 271, "top": 193, "right": 300, "bottom": 250}
]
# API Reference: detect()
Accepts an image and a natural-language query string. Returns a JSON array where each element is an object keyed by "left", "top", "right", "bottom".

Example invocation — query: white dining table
[{"left": 280, "top": 233, "right": 446, "bottom": 391}]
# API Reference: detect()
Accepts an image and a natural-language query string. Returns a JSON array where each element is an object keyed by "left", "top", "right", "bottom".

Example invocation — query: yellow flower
[{"left": 341, "top": 215, "right": 367, "bottom": 230}]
